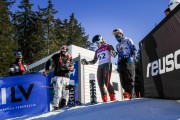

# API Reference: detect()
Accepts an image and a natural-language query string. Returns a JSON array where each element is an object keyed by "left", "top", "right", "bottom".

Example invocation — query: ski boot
[
  {"left": 102, "top": 95, "right": 108, "bottom": 102},
  {"left": 53, "top": 106, "right": 59, "bottom": 110},
  {"left": 123, "top": 92, "right": 131, "bottom": 100},
  {"left": 59, "top": 99, "right": 67, "bottom": 108},
  {"left": 109, "top": 94, "right": 116, "bottom": 101}
]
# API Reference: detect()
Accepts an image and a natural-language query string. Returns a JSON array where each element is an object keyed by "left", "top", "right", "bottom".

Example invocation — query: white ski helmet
[
  {"left": 169, "top": 0, "right": 180, "bottom": 11},
  {"left": 112, "top": 28, "right": 123, "bottom": 35}
]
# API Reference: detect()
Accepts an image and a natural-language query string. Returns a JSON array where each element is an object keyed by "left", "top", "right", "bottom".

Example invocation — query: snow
[{"left": 7, "top": 98, "right": 180, "bottom": 120}]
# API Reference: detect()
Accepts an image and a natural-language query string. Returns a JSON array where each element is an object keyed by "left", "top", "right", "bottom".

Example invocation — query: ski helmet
[
  {"left": 60, "top": 45, "right": 68, "bottom": 55},
  {"left": 92, "top": 35, "right": 103, "bottom": 44},
  {"left": 14, "top": 51, "right": 22, "bottom": 58},
  {"left": 112, "top": 28, "right": 123, "bottom": 35},
  {"left": 169, "top": 0, "right": 180, "bottom": 11}
]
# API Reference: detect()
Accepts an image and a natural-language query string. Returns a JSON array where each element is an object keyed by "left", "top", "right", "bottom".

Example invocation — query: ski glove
[
  {"left": 110, "top": 50, "right": 117, "bottom": 58},
  {"left": 127, "top": 56, "right": 134, "bottom": 65},
  {"left": 9, "top": 67, "right": 15, "bottom": 73},
  {"left": 51, "top": 78, "right": 56, "bottom": 85},
  {"left": 118, "top": 51, "right": 129, "bottom": 59},
  {"left": 81, "top": 59, "right": 89, "bottom": 65},
  {"left": 43, "top": 70, "right": 49, "bottom": 76}
]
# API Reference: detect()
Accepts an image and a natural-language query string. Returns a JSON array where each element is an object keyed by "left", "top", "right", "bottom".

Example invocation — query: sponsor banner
[
  {"left": 140, "top": 5, "right": 180, "bottom": 99},
  {"left": 0, "top": 73, "right": 50, "bottom": 119},
  {"left": 70, "top": 61, "right": 79, "bottom": 102},
  {"left": 68, "top": 84, "right": 75, "bottom": 107},
  {"left": 47, "top": 72, "right": 54, "bottom": 102},
  {"left": 89, "top": 74, "right": 97, "bottom": 104}
]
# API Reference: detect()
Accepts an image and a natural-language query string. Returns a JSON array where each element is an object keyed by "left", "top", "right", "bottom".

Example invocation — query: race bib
[{"left": 96, "top": 46, "right": 111, "bottom": 65}]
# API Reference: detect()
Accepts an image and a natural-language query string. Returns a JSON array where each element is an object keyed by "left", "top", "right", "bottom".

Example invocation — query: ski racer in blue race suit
[
  {"left": 112, "top": 28, "right": 137, "bottom": 100},
  {"left": 44, "top": 45, "right": 74, "bottom": 110},
  {"left": 81, "top": 35, "right": 117, "bottom": 102}
]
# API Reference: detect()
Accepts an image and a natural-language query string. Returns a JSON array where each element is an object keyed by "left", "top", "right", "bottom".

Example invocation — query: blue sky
[
  {"left": 11, "top": 0, "right": 170, "bottom": 63},
  {"left": 12, "top": 0, "right": 170, "bottom": 49}
]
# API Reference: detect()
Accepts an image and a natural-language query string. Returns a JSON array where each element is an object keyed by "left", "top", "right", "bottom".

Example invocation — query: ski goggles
[{"left": 94, "top": 41, "right": 102, "bottom": 45}]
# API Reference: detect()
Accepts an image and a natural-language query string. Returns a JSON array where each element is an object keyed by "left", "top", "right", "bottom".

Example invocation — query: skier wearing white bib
[{"left": 81, "top": 35, "right": 117, "bottom": 102}]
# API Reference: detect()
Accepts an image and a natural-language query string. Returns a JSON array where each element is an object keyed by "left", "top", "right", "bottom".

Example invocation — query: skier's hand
[
  {"left": 68, "top": 62, "right": 74, "bottom": 72},
  {"left": 43, "top": 70, "right": 49, "bottom": 76},
  {"left": 110, "top": 50, "right": 117, "bottom": 58},
  {"left": 68, "top": 66, "right": 74, "bottom": 72},
  {"left": 50, "top": 78, "right": 56, "bottom": 85},
  {"left": 81, "top": 59, "right": 89, "bottom": 65},
  {"left": 127, "top": 57, "right": 134, "bottom": 65},
  {"left": 118, "top": 51, "right": 124, "bottom": 58},
  {"left": 9, "top": 67, "right": 15, "bottom": 73}
]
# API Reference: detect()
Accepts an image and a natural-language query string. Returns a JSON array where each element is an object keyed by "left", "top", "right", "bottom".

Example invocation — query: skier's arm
[
  {"left": 128, "top": 39, "right": 137, "bottom": 57},
  {"left": 81, "top": 52, "right": 98, "bottom": 65},
  {"left": 45, "top": 58, "right": 52, "bottom": 71},
  {"left": 127, "top": 39, "right": 137, "bottom": 65},
  {"left": 116, "top": 44, "right": 122, "bottom": 60},
  {"left": 132, "top": 45, "right": 137, "bottom": 57},
  {"left": 88, "top": 52, "right": 98, "bottom": 64},
  {"left": 68, "top": 58, "right": 74, "bottom": 72},
  {"left": 8, "top": 64, "right": 15, "bottom": 76},
  {"left": 23, "top": 63, "right": 29, "bottom": 73},
  {"left": 108, "top": 44, "right": 117, "bottom": 58},
  {"left": 44, "top": 56, "right": 54, "bottom": 76}
]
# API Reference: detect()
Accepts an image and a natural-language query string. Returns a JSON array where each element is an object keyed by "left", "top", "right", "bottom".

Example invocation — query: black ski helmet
[
  {"left": 14, "top": 51, "right": 22, "bottom": 57},
  {"left": 92, "top": 35, "right": 103, "bottom": 43}
]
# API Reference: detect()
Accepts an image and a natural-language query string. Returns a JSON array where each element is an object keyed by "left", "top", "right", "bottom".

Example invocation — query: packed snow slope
[{"left": 8, "top": 98, "right": 180, "bottom": 120}]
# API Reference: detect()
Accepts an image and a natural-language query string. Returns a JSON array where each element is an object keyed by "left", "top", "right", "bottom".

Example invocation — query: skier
[
  {"left": 112, "top": 28, "right": 137, "bottom": 100},
  {"left": 81, "top": 35, "right": 117, "bottom": 102},
  {"left": 44, "top": 45, "right": 74, "bottom": 110},
  {"left": 8, "top": 51, "right": 28, "bottom": 76}
]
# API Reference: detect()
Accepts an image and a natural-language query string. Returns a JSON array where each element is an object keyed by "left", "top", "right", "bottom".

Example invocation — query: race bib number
[{"left": 97, "top": 50, "right": 110, "bottom": 65}]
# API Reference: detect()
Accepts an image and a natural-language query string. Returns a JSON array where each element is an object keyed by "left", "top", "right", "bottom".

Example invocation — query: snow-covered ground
[{"left": 7, "top": 98, "right": 180, "bottom": 120}]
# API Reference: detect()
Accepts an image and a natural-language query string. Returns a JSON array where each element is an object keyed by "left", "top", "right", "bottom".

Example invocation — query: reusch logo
[{"left": 146, "top": 49, "right": 180, "bottom": 78}]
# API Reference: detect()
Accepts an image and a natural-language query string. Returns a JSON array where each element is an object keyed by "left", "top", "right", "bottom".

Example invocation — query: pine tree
[
  {"left": 38, "top": 0, "right": 57, "bottom": 55},
  {"left": 14, "top": 0, "right": 46, "bottom": 64},
  {"left": 54, "top": 18, "right": 67, "bottom": 46},
  {"left": 35, "top": 9, "right": 48, "bottom": 58},
  {"left": 64, "top": 13, "right": 93, "bottom": 50},
  {"left": 0, "top": 0, "right": 18, "bottom": 76}
]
